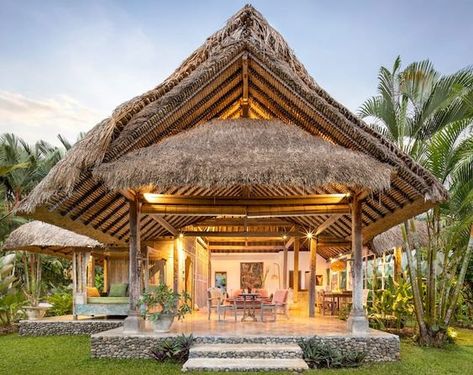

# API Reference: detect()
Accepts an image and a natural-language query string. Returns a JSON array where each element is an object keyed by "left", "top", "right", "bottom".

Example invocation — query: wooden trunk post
[
  {"left": 347, "top": 195, "right": 369, "bottom": 333},
  {"left": 72, "top": 251, "right": 77, "bottom": 320},
  {"left": 103, "top": 256, "right": 109, "bottom": 294},
  {"left": 283, "top": 243, "right": 288, "bottom": 289},
  {"left": 123, "top": 195, "right": 144, "bottom": 333},
  {"left": 173, "top": 238, "right": 180, "bottom": 293},
  {"left": 293, "top": 237, "right": 300, "bottom": 303},
  {"left": 309, "top": 237, "right": 317, "bottom": 317},
  {"left": 394, "top": 246, "right": 402, "bottom": 283},
  {"left": 87, "top": 255, "right": 95, "bottom": 287},
  {"left": 143, "top": 246, "right": 149, "bottom": 291}
]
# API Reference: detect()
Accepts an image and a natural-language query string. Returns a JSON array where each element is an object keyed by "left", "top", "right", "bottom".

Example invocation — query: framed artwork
[
  {"left": 240, "top": 262, "right": 263, "bottom": 289},
  {"left": 316, "top": 274, "right": 323, "bottom": 286},
  {"left": 215, "top": 271, "right": 227, "bottom": 292}
]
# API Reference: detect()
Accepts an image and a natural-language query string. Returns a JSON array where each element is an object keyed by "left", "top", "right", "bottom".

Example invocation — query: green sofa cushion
[
  {"left": 87, "top": 297, "right": 129, "bottom": 304},
  {"left": 109, "top": 283, "right": 128, "bottom": 297}
]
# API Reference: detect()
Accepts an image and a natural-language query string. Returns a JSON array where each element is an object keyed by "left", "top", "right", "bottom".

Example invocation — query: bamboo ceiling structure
[{"left": 16, "top": 5, "right": 447, "bottom": 260}]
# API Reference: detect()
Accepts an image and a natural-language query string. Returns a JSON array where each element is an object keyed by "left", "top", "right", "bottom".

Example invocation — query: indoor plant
[{"left": 140, "top": 283, "right": 191, "bottom": 332}]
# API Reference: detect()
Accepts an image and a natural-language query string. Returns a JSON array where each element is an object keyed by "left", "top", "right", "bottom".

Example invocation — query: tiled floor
[{"left": 95, "top": 311, "right": 391, "bottom": 338}]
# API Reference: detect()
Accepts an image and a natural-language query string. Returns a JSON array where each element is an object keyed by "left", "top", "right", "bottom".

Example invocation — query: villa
[{"left": 9, "top": 5, "right": 447, "bottom": 372}]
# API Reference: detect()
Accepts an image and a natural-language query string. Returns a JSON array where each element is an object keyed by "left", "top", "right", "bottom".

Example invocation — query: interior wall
[{"left": 210, "top": 251, "right": 329, "bottom": 296}]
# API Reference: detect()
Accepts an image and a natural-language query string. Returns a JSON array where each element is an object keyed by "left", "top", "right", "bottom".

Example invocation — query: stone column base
[
  {"left": 347, "top": 314, "right": 369, "bottom": 333},
  {"left": 123, "top": 313, "right": 145, "bottom": 333}
]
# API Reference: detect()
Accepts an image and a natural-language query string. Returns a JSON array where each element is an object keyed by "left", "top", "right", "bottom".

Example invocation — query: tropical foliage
[
  {"left": 360, "top": 57, "right": 473, "bottom": 346},
  {"left": 140, "top": 284, "right": 192, "bottom": 321}
]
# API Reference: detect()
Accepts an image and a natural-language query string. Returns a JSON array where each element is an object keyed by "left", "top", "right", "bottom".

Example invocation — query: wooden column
[
  {"left": 123, "top": 194, "right": 144, "bottom": 333},
  {"left": 173, "top": 238, "right": 180, "bottom": 293},
  {"left": 87, "top": 255, "right": 95, "bottom": 287},
  {"left": 293, "top": 237, "right": 300, "bottom": 303},
  {"left": 103, "top": 256, "right": 109, "bottom": 293},
  {"left": 143, "top": 246, "right": 149, "bottom": 291},
  {"left": 394, "top": 246, "right": 402, "bottom": 282},
  {"left": 283, "top": 244, "right": 288, "bottom": 289},
  {"left": 309, "top": 237, "right": 317, "bottom": 317},
  {"left": 347, "top": 195, "right": 369, "bottom": 333},
  {"left": 72, "top": 251, "right": 77, "bottom": 319}
]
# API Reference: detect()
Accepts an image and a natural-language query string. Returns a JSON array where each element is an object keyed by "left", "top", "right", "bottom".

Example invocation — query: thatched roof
[
  {"left": 15, "top": 5, "right": 447, "bottom": 248},
  {"left": 3, "top": 221, "right": 104, "bottom": 253},
  {"left": 94, "top": 119, "right": 393, "bottom": 191},
  {"left": 371, "top": 221, "right": 429, "bottom": 255}
]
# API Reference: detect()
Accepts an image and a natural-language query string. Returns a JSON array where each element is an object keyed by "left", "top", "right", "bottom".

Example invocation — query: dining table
[
  {"left": 238, "top": 292, "right": 261, "bottom": 322},
  {"left": 322, "top": 291, "right": 352, "bottom": 315}
]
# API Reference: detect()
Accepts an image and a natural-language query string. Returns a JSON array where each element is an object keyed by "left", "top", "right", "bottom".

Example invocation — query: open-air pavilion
[{"left": 14, "top": 5, "right": 447, "bottom": 368}]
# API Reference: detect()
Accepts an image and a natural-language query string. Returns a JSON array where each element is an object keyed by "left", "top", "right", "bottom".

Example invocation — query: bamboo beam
[
  {"left": 143, "top": 204, "right": 350, "bottom": 217},
  {"left": 209, "top": 245, "right": 286, "bottom": 251},
  {"left": 315, "top": 215, "right": 344, "bottom": 236},
  {"left": 309, "top": 238, "right": 317, "bottom": 317},
  {"left": 149, "top": 216, "right": 179, "bottom": 236},
  {"left": 195, "top": 218, "right": 293, "bottom": 227},
  {"left": 241, "top": 53, "right": 249, "bottom": 117},
  {"left": 183, "top": 231, "right": 299, "bottom": 238},
  {"left": 143, "top": 194, "right": 349, "bottom": 206}
]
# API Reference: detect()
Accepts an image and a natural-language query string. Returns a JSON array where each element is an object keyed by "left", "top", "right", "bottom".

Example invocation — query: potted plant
[
  {"left": 140, "top": 283, "right": 191, "bottom": 333},
  {"left": 22, "top": 253, "right": 49, "bottom": 320}
]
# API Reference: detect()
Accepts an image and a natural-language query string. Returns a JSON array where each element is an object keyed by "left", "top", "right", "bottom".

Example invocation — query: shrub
[
  {"left": 298, "top": 338, "right": 366, "bottom": 369},
  {"left": 150, "top": 334, "right": 194, "bottom": 363},
  {"left": 47, "top": 289, "right": 72, "bottom": 316}
]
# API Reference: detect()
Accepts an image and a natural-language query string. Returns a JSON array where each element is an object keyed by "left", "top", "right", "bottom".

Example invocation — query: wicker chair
[
  {"left": 260, "top": 289, "right": 289, "bottom": 322},
  {"left": 207, "top": 287, "right": 237, "bottom": 321}
]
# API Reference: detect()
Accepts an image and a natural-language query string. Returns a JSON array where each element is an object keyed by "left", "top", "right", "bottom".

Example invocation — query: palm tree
[{"left": 359, "top": 57, "right": 473, "bottom": 346}]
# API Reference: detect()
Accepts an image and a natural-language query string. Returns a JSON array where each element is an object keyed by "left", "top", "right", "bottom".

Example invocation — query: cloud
[{"left": 0, "top": 90, "right": 104, "bottom": 145}]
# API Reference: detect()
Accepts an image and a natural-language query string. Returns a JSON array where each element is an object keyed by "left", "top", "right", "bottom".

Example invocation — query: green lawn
[{"left": 0, "top": 329, "right": 472, "bottom": 375}]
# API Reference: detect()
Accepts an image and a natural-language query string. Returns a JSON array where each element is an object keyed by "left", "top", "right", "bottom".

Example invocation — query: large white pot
[
  {"left": 24, "top": 306, "right": 48, "bottom": 320},
  {"left": 151, "top": 314, "right": 175, "bottom": 333}
]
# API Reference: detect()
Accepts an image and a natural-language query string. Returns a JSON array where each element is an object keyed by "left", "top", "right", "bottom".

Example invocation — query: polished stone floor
[{"left": 96, "top": 310, "right": 391, "bottom": 338}]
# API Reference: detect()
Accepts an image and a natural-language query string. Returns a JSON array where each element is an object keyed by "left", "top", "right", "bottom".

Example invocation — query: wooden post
[
  {"left": 143, "top": 246, "right": 149, "bottom": 291},
  {"left": 347, "top": 195, "right": 369, "bottom": 333},
  {"left": 283, "top": 243, "right": 288, "bottom": 289},
  {"left": 293, "top": 237, "right": 300, "bottom": 303},
  {"left": 87, "top": 255, "right": 95, "bottom": 287},
  {"left": 309, "top": 238, "right": 317, "bottom": 317},
  {"left": 173, "top": 238, "right": 180, "bottom": 293},
  {"left": 123, "top": 194, "right": 144, "bottom": 333},
  {"left": 72, "top": 251, "right": 77, "bottom": 320},
  {"left": 394, "top": 246, "right": 402, "bottom": 282},
  {"left": 82, "top": 253, "right": 88, "bottom": 293},
  {"left": 103, "top": 256, "right": 109, "bottom": 293}
]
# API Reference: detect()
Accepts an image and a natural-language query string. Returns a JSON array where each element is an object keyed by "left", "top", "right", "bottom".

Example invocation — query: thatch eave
[{"left": 93, "top": 119, "right": 394, "bottom": 192}]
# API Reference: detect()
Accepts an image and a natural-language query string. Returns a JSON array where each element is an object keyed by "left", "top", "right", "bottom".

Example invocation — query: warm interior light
[
  {"left": 282, "top": 234, "right": 288, "bottom": 240},
  {"left": 143, "top": 193, "right": 165, "bottom": 203},
  {"left": 179, "top": 233, "right": 184, "bottom": 239},
  {"left": 306, "top": 232, "right": 313, "bottom": 239}
]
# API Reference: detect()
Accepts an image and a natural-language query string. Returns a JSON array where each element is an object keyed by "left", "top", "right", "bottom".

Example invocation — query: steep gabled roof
[{"left": 17, "top": 5, "right": 447, "bottom": 248}]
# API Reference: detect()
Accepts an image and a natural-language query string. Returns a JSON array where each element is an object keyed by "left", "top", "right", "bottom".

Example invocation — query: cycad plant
[{"left": 360, "top": 57, "right": 473, "bottom": 346}]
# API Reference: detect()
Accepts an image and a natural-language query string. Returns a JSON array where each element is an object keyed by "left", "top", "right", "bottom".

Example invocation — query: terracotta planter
[
  {"left": 151, "top": 314, "right": 175, "bottom": 333},
  {"left": 24, "top": 306, "right": 48, "bottom": 320}
]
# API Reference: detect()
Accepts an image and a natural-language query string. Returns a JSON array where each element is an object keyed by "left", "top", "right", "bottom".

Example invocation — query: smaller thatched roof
[
  {"left": 3, "top": 221, "right": 104, "bottom": 253},
  {"left": 371, "top": 221, "right": 429, "bottom": 255},
  {"left": 93, "top": 118, "right": 393, "bottom": 192}
]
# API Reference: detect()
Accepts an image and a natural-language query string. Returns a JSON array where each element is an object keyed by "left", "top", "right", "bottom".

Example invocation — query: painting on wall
[
  {"left": 316, "top": 274, "right": 323, "bottom": 286},
  {"left": 215, "top": 272, "right": 227, "bottom": 292},
  {"left": 240, "top": 262, "right": 263, "bottom": 289}
]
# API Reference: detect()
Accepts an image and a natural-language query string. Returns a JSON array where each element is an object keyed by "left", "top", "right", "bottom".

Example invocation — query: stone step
[
  {"left": 182, "top": 358, "right": 308, "bottom": 372},
  {"left": 189, "top": 343, "right": 303, "bottom": 359}
]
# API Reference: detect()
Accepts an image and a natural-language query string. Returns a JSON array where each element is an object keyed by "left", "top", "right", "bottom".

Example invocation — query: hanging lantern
[{"left": 330, "top": 259, "right": 346, "bottom": 272}]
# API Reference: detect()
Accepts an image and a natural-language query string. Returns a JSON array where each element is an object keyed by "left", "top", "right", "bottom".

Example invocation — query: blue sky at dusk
[{"left": 1, "top": 0, "right": 472, "bottom": 145}]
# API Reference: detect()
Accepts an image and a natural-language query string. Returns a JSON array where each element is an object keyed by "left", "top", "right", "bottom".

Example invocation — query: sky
[{"left": 1, "top": 0, "right": 472, "bottom": 145}]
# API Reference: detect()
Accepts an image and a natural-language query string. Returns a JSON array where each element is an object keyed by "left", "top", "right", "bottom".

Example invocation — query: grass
[{"left": 0, "top": 329, "right": 472, "bottom": 374}]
